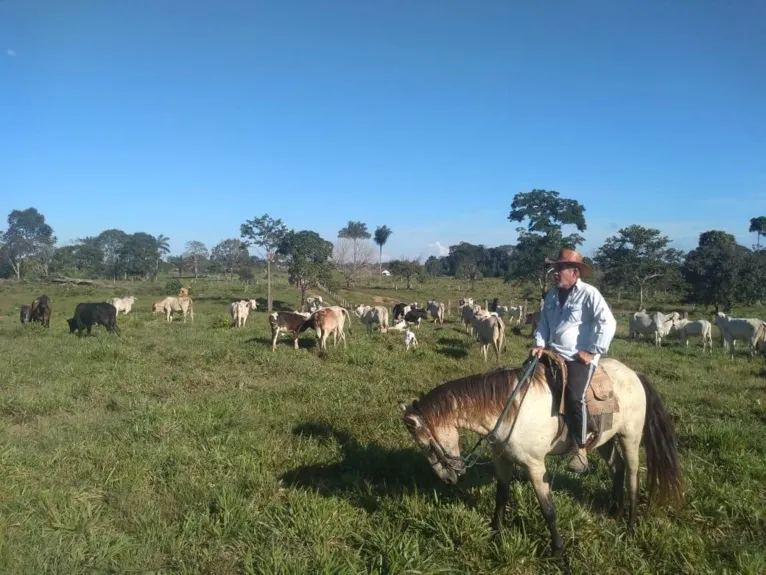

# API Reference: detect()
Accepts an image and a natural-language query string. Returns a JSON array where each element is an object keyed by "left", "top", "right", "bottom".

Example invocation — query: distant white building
[{"left": 381, "top": 269, "right": 391, "bottom": 276}]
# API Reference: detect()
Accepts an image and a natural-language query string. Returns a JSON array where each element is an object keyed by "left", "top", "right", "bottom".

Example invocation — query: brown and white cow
[{"left": 269, "top": 311, "right": 311, "bottom": 351}]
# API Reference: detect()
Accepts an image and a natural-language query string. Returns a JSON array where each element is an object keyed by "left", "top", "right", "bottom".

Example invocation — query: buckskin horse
[{"left": 400, "top": 352, "right": 683, "bottom": 556}]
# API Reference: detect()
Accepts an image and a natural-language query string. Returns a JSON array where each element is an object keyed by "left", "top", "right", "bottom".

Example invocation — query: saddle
[{"left": 537, "top": 350, "right": 620, "bottom": 449}]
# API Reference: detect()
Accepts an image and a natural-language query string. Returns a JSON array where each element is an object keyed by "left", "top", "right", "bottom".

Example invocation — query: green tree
[
  {"left": 211, "top": 238, "right": 250, "bottom": 280},
  {"left": 681, "top": 231, "right": 747, "bottom": 313},
  {"left": 168, "top": 255, "right": 186, "bottom": 278},
  {"left": 424, "top": 255, "right": 444, "bottom": 277},
  {"left": 183, "top": 240, "right": 209, "bottom": 278},
  {"left": 154, "top": 234, "right": 170, "bottom": 280},
  {"left": 749, "top": 216, "right": 766, "bottom": 249},
  {"left": 388, "top": 258, "right": 424, "bottom": 289},
  {"left": 593, "top": 225, "right": 682, "bottom": 309},
  {"left": 97, "top": 229, "right": 128, "bottom": 281},
  {"left": 507, "top": 190, "right": 587, "bottom": 300},
  {"left": 373, "top": 225, "right": 392, "bottom": 276},
  {"left": 241, "top": 214, "right": 288, "bottom": 312},
  {"left": 338, "top": 221, "right": 371, "bottom": 242},
  {"left": 448, "top": 242, "right": 486, "bottom": 290},
  {"left": 119, "top": 233, "right": 159, "bottom": 279},
  {"left": 278, "top": 230, "right": 334, "bottom": 305},
  {"left": 1, "top": 208, "right": 56, "bottom": 280}
]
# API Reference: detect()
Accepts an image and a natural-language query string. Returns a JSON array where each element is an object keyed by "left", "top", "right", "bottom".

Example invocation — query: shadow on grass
[
  {"left": 281, "top": 421, "right": 494, "bottom": 513},
  {"left": 435, "top": 336, "right": 470, "bottom": 359},
  {"left": 246, "top": 336, "right": 317, "bottom": 349}
]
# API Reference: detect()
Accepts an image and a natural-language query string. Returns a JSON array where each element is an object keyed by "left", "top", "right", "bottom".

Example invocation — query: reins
[{"left": 429, "top": 356, "right": 539, "bottom": 472}]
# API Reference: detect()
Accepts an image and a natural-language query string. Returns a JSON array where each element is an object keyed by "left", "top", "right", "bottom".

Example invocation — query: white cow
[
  {"left": 674, "top": 318, "right": 713, "bottom": 352},
  {"left": 387, "top": 319, "right": 408, "bottom": 332},
  {"left": 629, "top": 311, "right": 679, "bottom": 347},
  {"left": 404, "top": 329, "right": 418, "bottom": 351},
  {"left": 152, "top": 296, "right": 194, "bottom": 322},
  {"left": 353, "top": 304, "right": 389, "bottom": 333},
  {"left": 426, "top": 300, "right": 445, "bottom": 325},
  {"left": 497, "top": 304, "right": 524, "bottom": 325},
  {"left": 107, "top": 296, "right": 137, "bottom": 316},
  {"left": 712, "top": 312, "right": 766, "bottom": 359},
  {"left": 306, "top": 296, "right": 324, "bottom": 312},
  {"left": 230, "top": 299, "right": 257, "bottom": 328},
  {"left": 470, "top": 314, "right": 506, "bottom": 361}
]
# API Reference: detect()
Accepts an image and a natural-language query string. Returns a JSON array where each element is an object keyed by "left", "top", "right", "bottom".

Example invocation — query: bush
[{"left": 165, "top": 279, "right": 183, "bottom": 295}]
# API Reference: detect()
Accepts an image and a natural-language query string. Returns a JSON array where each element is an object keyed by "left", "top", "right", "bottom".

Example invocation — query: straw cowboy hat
[{"left": 545, "top": 248, "right": 592, "bottom": 278}]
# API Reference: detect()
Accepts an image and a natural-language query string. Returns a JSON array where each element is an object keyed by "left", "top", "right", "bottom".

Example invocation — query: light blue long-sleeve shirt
[{"left": 533, "top": 279, "right": 617, "bottom": 366}]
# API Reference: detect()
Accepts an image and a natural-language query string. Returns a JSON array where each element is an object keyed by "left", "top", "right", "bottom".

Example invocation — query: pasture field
[{"left": 0, "top": 278, "right": 764, "bottom": 574}]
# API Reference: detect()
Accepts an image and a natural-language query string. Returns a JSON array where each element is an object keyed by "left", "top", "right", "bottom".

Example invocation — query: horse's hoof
[{"left": 551, "top": 538, "right": 565, "bottom": 557}]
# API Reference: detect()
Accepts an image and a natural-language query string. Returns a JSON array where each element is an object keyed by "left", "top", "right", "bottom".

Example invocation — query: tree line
[{"left": 2, "top": 193, "right": 765, "bottom": 313}]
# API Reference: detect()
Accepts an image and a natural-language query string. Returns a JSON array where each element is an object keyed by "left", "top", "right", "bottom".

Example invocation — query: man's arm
[
  {"left": 533, "top": 299, "right": 550, "bottom": 349},
  {"left": 585, "top": 289, "right": 617, "bottom": 354}
]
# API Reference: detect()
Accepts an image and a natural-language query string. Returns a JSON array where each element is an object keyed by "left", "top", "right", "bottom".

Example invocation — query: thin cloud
[
  {"left": 6, "top": 49, "right": 16, "bottom": 57},
  {"left": 427, "top": 241, "right": 449, "bottom": 257}
]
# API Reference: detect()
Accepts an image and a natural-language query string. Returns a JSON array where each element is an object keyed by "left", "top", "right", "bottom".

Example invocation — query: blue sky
[{"left": 1, "top": 1, "right": 764, "bottom": 262}]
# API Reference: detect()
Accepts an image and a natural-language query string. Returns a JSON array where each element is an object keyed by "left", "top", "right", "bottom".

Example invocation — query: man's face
[{"left": 553, "top": 264, "right": 579, "bottom": 289}]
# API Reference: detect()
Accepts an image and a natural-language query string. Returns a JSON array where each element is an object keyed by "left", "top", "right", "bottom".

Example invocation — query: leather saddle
[{"left": 537, "top": 350, "right": 620, "bottom": 448}]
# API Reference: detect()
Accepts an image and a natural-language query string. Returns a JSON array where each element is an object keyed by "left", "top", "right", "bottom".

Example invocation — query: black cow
[
  {"left": 404, "top": 309, "right": 428, "bottom": 328},
  {"left": 67, "top": 303, "right": 120, "bottom": 337},
  {"left": 30, "top": 295, "right": 52, "bottom": 327},
  {"left": 20, "top": 305, "right": 32, "bottom": 324},
  {"left": 488, "top": 298, "right": 500, "bottom": 313}
]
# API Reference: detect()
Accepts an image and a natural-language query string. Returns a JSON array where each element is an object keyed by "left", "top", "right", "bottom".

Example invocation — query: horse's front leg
[
  {"left": 528, "top": 463, "right": 564, "bottom": 556},
  {"left": 490, "top": 461, "right": 515, "bottom": 533}
]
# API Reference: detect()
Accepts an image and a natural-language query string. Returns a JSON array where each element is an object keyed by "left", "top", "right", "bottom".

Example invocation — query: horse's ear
[
  {"left": 398, "top": 402, "right": 408, "bottom": 412},
  {"left": 403, "top": 413, "right": 422, "bottom": 430}
]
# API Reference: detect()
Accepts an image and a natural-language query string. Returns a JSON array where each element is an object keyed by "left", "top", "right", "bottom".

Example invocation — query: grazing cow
[
  {"left": 107, "top": 295, "right": 137, "bottom": 316},
  {"left": 426, "top": 300, "right": 445, "bottom": 325},
  {"left": 269, "top": 311, "right": 313, "bottom": 351},
  {"left": 403, "top": 308, "right": 429, "bottom": 329},
  {"left": 30, "top": 295, "right": 52, "bottom": 327},
  {"left": 178, "top": 287, "right": 190, "bottom": 297},
  {"left": 497, "top": 305, "right": 524, "bottom": 325},
  {"left": 353, "top": 304, "right": 389, "bottom": 333},
  {"left": 488, "top": 298, "right": 500, "bottom": 313},
  {"left": 404, "top": 329, "right": 418, "bottom": 350},
  {"left": 305, "top": 296, "right": 323, "bottom": 312},
  {"left": 674, "top": 318, "right": 713, "bottom": 352},
  {"left": 152, "top": 296, "right": 194, "bottom": 322},
  {"left": 67, "top": 303, "right": 120, "bottom": 336},
  {"left": 470, "top": 314, "right": 506, "bottom": 361},
  {"left": 230, "top": 299, "right": 257, "bottom": 328},
  {"left": 298, "top": 308, "right": 340, "bottom": 351},
  {"left": 712, "top": 312, "right": 766, "bottom": 358},
  {"left": 19, "top": 305, "right": 32, "bottom": 324}
]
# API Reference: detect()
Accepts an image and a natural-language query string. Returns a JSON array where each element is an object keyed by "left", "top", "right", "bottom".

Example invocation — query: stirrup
[{"left": 567, "top": 452, "right": 589, "bottom": 474}]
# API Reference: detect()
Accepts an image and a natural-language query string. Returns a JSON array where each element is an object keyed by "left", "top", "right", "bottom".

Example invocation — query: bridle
[{"left": 412, "top": 356, "right": 539, "bottom": 473}]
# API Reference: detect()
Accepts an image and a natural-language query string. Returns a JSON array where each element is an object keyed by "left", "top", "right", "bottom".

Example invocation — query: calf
[
  {"left": 19, "top": 305, "right": 32, "bottom": 324},
  {"left": 403, "top": 308, "right": 428, "bottom": 329},
  {"left": 67, "top": 303, "right": 120, "bottom": 336},
  {"left": 404, "top": 329, "right": 418, "bottom": 350},
  {"left": 471, "top": 314, "right": 505, "bottom": 361},
  {"left": 230, "top": 299, "right": 257, "bottom": 328},
  {"left": 107, "top": 295, "right": 137, "bottom": 316},
  {"left": 152, "top": 296, "right": 194, "bottom": 322},
  {"left": 30, "top": 295, "right": 52, "bottom": 327},
  {"left": 426, "top": 300, "right": 445, "bottom": 324},
  {"left": 269, "top": 311, "right": 311, "bottom": 351},
  {"left": 353, "top": 304, "right": 389, "bottom": 333},
  {"left": 675, "top": 318, "right": 713, "bottom": 353}
]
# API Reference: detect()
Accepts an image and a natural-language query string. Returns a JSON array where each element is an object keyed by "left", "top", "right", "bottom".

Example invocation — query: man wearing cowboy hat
[{"left": 530, "top": 248, "right": 617, "bottom": 474}]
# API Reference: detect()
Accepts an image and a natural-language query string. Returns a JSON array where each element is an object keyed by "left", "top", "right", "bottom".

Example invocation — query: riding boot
[{"left": 567, "top": 445, "right": 589, "bottom": 474}]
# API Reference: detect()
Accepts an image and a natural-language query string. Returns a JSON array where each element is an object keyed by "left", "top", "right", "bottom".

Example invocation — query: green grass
[{"left": 0, "top": 278, "right": 764, "bottom": 574}]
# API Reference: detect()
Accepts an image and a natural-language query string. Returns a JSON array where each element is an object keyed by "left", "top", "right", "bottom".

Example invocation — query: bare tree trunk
[
  {"left": 267, "top": 259, "right": 273, "bottom": 312},
  {"left": 639, "top": 286, "right": 644, "bottom": 311}
]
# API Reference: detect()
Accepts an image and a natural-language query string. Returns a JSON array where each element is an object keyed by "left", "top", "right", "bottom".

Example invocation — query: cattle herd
[{"left": 12, "top": 289, "right": 766, "bottom": 360}]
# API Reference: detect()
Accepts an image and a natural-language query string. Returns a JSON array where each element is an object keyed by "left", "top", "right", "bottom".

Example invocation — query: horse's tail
[{"left": 638, "top": 373, "right": 684, "bottom": 507}]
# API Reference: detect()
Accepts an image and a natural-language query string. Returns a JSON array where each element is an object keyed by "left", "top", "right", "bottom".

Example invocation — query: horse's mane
[{"left": 414, "top": 364, "right": 549, "bottom": 428}]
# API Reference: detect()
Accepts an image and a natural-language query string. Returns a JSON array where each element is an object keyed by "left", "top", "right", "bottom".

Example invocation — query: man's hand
[
  {"left": 576, "top": 350, "right": 595, "bottom": 364},
  {"left": 530, "top": 346, "right": 544, "bottom": 359}
]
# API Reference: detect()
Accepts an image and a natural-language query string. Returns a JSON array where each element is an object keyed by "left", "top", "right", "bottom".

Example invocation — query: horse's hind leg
[
  {"left": 527, "top": 463, "right": 564, "bottom": 556},
  {"left": 597, "top": 439, "right": 625, "bottom": 516},
  {"left": 619, "top": 435, "right": 641, "bottom": 533}
]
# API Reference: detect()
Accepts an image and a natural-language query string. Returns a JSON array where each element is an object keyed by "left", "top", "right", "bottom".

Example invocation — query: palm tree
[
  {"left": 338, "top": 221, "right": 371, "bottom": 241},
  {"left": 154, "top": 234, "right": 170, "bottom": 280},
  {"left": 749, "top": 216, "right": 766, "bottom": 249},
  {"left": 374, "top": 225, "right": 392, "bottom": 276}
]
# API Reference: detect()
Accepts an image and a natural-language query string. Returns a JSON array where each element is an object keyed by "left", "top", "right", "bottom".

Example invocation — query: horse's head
[{"left": 399, "top": 401, "right": 464, "bottom": 485}]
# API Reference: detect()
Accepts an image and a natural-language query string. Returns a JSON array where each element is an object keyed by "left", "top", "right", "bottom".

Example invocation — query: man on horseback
[{"left": 530, "top": 248, "right": 617, "bottom": 474}]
